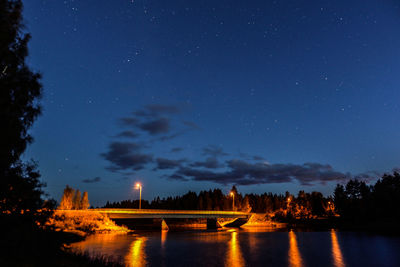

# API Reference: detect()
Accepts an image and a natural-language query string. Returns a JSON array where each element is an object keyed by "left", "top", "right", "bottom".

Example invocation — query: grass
[{"left": 46, "top": 210, "right": 129, "bottom": 235}]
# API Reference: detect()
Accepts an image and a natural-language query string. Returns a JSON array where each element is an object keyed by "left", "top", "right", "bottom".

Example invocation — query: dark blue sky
[{"left": 22, "top": 0, "right": 400, "bottom": 206}]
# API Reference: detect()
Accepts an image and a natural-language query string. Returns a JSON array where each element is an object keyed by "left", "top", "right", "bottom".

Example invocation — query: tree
[
  {"left": 333, "top": 184, "right": 346, "bottom": 215},
  {"left": 72, "top": 189, "right": 81, "bottom": 210},
  {"left": 373, "top": 172, "right": 400, "bottom": 219},
  {"left": 310, "top": 191, "right": 325, "bottom": 216},
  {"left": 241, "top": 195, "right": 251, "bottom": 212},
  {"left": 0, "top": 0, "right": 47, "bottom": 216},
  {"left": 0, "top": 1, "right": 53, "bottom": 259},
  {"left": 81, "top": 191, "right": 90, "bottom": 210},
  {"left": 59, "top": 185, "right": 74, "bottom": 210}
]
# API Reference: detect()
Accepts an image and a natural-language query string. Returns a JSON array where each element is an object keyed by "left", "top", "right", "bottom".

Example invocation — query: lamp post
[
  {"left": 135, "top": 183, "right": 142, "bottom": 209},
  {"left": 287, "top": 196, "right": 291, "bottom": 210},
  {"left": 230, "top": 191, "right": 235, "bottom": 211}
]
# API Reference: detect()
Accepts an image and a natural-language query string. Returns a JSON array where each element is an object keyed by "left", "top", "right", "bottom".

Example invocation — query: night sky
[{"left": 22, "top": 0, "right": 400, "bottom": 206}]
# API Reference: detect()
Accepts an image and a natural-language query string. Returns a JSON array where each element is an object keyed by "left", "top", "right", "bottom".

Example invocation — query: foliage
[
  {"left": 0, "top": 0, "right": 42, "bottom": 170},
  {"left": 0, "top": 0, "right": 47, "bottom": 212},
  {"left": 333, "top": 172, "right": 400, "bottom": 222},
  {"left": 46, "top": 210, "right": 129, "bottom": 234},
  {"left": 59, "top": 185, "right": 75, "bottom": 210},
  {"left": 81, "top": 191, "right": 90, "bottom": 210},
  {"left": 73, "top": 189, "right": 82, "bottom": 210},
  {"left": 59, "top": 185, "right": 90, "bottom": 210},
  {"left": 104, "top": 186, "right": 334, "bottom": 219},
  {"left": 0, "top": 0, "right": 53, "bottom": 243}
]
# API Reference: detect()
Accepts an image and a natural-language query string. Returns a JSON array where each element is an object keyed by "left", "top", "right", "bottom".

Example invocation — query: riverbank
[
  {"left": 242, "top": 213, "right": 287, "bottom": 229},
  {"left": 241, "top": 213, "right": 400, "bottom": 235},
  {"left": 1, "top": 210, "right": 131, "bottom": 266},
  {"left": 0, "top": 223, "right": 124, "bottom": 267},
  {"left": 46, "top": 210, "right": 130, "bottom": 236}
]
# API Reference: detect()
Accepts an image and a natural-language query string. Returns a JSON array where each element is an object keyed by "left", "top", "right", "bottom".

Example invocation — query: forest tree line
[
  {"left": 104, "top": 185, "right": 334, "bottom": 219},
  {"left": 104, "top": 172, "right": 400, "bottom": 222},
  {"left": 334, "top": 172, "right": 400, "bottom": 222}
]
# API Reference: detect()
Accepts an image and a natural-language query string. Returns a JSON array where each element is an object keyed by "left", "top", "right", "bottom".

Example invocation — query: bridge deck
[{"left": 94, "top": 208, "right": 250, "bottom": 219}]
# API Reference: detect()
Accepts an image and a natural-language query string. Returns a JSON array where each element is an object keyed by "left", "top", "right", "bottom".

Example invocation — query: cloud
[
  {"left": 82, "top": 177, "right": 101, "bottom": 183},
  {"left": 106, "top": 105, "right": 384, "bottom": 187},
  {"left": 158, "top": 132, "right": 182, "bottom": 142},
  {"left": 353, "top": 170, "right": 381, "bottom": 183},
  {"left": 202, "top": 145, "right": 229, "bottom": 157},
  {"left": 238, "top": 153, "right": 264, "bottom": 161},
  {"left": 392, "top": 167, "right": 400, "bottom": 173},
  {"left": 103, "top": 104, "right": 190, "bottom": 174},
  {"left": 166, "top": 174, "right": 189, "bottom": 181},
  {"left": 183, "top": 120, "right": 201, "bottom": 130},
  {"left": 168, "top": 160, "right": 351, "bottom": 186},
  {"left": 119, "top": 117, "right": 139, "bottom": 126},
  {"left": 115, "top": 130, "right": 139, "bottom": 138},
  {"left": 146, "top": 104, "right": 180, "bottom": 114},
  {"left": 138, "top": 117, "right": 170, "bottom": 135},
  {"left": 171, "top": 147, "right": 183, "bottom": 153},
  {"left": 119, "top": 105, "right": 181, "bottom": 136},
  {"left": 190, "top": 157, "right": 222, "bottom": 169},
  {"left": 155, "top": 158, "right": 185, "bottom": 170},
  {"left": 101, "top": 141, "right": 153, "bottom": 171},
  {"left": 133, "top": 104, "right": 181, "bottom": 118},
  {"left": 171, "top": 167, "right": 235, "bottom": 185}
]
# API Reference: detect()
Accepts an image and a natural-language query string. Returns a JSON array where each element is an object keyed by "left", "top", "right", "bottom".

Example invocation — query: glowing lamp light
[{"left": 135, "top": 182, "right": 142, "bottom": 209}]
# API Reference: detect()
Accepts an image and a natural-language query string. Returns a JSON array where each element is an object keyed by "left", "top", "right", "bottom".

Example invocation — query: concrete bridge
[{"left": 95, "top": 209, "right": 251, "bottom": 230}]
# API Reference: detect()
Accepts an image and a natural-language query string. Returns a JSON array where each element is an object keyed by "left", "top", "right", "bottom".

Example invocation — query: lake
[{"left": 71, "top": 228, "right": 400, "bottom": 266}]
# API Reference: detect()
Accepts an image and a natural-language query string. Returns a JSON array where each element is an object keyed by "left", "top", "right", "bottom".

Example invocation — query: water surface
[{"left": 71, "top": 228, "right": 400, "bottom": 266}]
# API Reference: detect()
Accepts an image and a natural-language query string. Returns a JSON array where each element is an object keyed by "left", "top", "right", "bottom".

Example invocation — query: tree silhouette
[
  {"left": 0, "top": 0, "right": 47, "bottom": 218},
  {"left": 0, "top": 1, "right": 55, "bottom": 260},
  {"left": 72, "top": 189, "right": 82, "bottom": 210},
  {"left": 333, "top": 173, "right": 400, "bottom": 224},
  {"left": 59, "top": 185, "right": 75, "bottom": 210},
  {"left": 81, "top": 191, "right": 90, "bottom": 210}
]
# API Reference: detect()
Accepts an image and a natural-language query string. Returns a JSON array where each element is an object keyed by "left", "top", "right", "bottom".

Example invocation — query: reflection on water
[
  {"left": 125, "top": 236, "right": 147, "bottom": 267},
  {"left": 70, "top": 233, "right": 132, "bottom": 261},
  {"left": 161, "top": 230, "right": 168, "bottom": 246},
  {"left": 225, "top": 230, "right": 245, "bottom": 267},
  {"left": 331, "top": 230, "right": 345, "bottom": 267},
  {"left": 289, "top": 230, "right": 303, "bottom": 267},
  {"left": 70, "top": 229, "right": 400, "bottom": 267}
]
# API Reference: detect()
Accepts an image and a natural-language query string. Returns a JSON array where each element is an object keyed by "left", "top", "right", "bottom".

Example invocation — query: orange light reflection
[
  {"left": 288, "top": 230, "right": 303, "bottom": 267},
  {"left": 331, "top": 229, "right": 345, "bottom": 267},
  {"left": 225, "top": 230, "right": 245, "bottom": 267},
  {"left": 161, "top": 230, "right": 168, "bottom": 246},
  {"left": 125, "top": 236, "right": 147, "bottom": 267}
]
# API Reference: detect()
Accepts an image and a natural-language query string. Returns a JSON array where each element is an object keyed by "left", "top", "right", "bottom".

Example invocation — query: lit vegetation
[
  {"left": 46, "top": 185, "right": 129, "bottom": 234},
  {"left": 46, "top": 210, "right": 129, "bottom": 235},
  {"left": 59, "top": 185, "right": 90, "bottom": 210}
]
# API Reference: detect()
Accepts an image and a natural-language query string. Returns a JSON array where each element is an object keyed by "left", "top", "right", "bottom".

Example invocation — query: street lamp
[
  {"left": 287, "top": 196, "right": 291, "bottom": 209},
  {"left": 230, "top": 191, "right": 235, "bottom": 211},
  {"left": 135, "top": 183, "right": 142, "bottom": 209}
]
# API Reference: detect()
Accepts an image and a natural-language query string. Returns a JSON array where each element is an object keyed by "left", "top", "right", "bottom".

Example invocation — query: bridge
[{"left": 94, "top": 209, "right": 251, "bottom": 230}]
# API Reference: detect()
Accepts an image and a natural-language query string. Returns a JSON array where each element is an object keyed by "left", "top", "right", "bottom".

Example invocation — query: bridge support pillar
[{"left": 206, "top": 219, "right": 222, "bottom": 230}]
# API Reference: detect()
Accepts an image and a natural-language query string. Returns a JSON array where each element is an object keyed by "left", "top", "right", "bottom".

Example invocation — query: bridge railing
[{"left": 93, "top": 208, "right": 249, "bottom": 216}]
